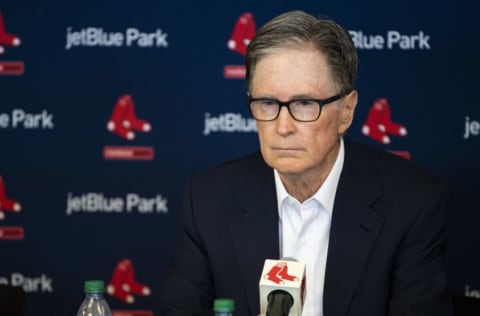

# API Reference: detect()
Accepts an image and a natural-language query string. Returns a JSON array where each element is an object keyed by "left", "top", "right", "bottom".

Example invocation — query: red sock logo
[
  {"left": 0, "top": 176, "right": 21, "bottom": 220},
  {"left": 0, "top": 11, "right": 21, "bottom": 55},
  {"left": 362, "top": 98, "right": 407, "bottom": 144},
  {"left": 264, "top": 262, "right": 298, "bottom": 284},
  {"left": 107, "top": 94, "right": 151, "bottom": 140},
  {"left": 227, "top": 12, "right": 256, "bottom": 56},
  {"left": 107, "top": 259, "right": 151, "bottom": 304},
  {"left": 278, "top": 263, "right": 298, "bottom": 282}
]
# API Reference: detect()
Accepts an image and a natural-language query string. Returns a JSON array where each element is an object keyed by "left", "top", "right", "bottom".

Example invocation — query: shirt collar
[{"left": 274, "top": 137, "right": 345, "bottom": 215}]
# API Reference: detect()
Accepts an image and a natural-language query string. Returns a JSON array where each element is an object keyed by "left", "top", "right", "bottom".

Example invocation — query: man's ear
[{"left": 338, "top": 90, "right": 358, "bottom": 134}]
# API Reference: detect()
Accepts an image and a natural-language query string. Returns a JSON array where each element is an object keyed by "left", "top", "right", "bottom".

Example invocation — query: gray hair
[{"left": 245, "top": 10, "right": 358, "bottom": 95}]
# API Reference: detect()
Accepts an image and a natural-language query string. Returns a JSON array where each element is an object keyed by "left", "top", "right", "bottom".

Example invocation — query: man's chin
[{"left": 267, "top": 157, "right": 304, "bottom": 175}]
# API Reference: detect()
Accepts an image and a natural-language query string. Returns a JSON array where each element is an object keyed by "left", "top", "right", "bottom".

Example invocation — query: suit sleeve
[
  {"left": 388, "top": 181, "right": 453, "bottom": 316},
  {"left": 159, "top": 178, "right": 214, "bottom": 316}
]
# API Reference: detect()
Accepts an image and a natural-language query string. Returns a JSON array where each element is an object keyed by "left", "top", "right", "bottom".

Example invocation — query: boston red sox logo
[
  {"left": 227, "top": 12, "right": 256, "bottom": 56},
  {"left": 0, "top": 175, "right": 21, "bottom": 220},
  {"left": 362, "top": 98, "right": 408, "bottom": 144},
  {"left": 0, "top": 10, "right": 21, "bottom": 55},
  {"left": 0, "top": 10, "right": 24, "bottom": 75},
  {"left": 224, "top": 12, "right": 257, "bottom": 79},
  {"left": 107, "top": 94, "right": 151, "bottom": 140},
  {"left": 264, "top": 262, "right": 299, "bottom": 284},
  {"left": 107, "top": 258, "right": 151, "bottom": 304}
]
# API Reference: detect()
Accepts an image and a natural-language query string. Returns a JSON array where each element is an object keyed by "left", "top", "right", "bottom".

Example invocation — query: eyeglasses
[{"left": 247, "top": 94, "right": 343, "bottom": 122}]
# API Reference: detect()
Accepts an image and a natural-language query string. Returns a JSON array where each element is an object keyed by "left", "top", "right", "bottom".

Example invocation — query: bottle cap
[
  {"left": 84, "top": 280, "right": 105, "bottom": 294},
  {"left": 213, "top": 298, "right": 235, "bottom": 312}
]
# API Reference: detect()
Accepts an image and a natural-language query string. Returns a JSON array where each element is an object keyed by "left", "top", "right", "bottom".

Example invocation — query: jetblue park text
[
  {"left": 0, "top": 109, "right": 54, "bottom": 129},
  {"left": 0, "top": 273, "right": 53, "bottom": 293},
  {"left": 66, "top": 192, "right": 168, "bottom": 215},
  {"left": 349, "top": 30, "right": 431, "bottom": 50},
  {"left": 203, "top": 113, "right": 257, "bottom": 135},
  {"left": 464, "top": 116, "right": 479, "bottom": 139},
  {"left": 65, "top": 27, "right": 168, "bottom": 50}
]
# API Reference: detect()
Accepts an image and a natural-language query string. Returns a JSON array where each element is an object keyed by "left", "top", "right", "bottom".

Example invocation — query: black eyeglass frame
[{"left": 247, "top": 94, "right": 344, "bottom": 122}]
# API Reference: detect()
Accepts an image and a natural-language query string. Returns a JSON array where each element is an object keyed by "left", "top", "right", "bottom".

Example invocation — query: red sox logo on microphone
[
  {"left": 224, "top": 12, "right": 256, "bottom": 79},
  {"left": 0, "top": 9, "right": 24, "bottom": 75},
  {"left": 263, "top": 261, "right": 299, "bottom": 284},
  {"left": 260, "top": 259, "right": 307, "bottom": 311}
]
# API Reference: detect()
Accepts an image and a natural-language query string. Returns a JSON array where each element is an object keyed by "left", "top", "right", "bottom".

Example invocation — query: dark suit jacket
[{"left": 160, "top": 138, "right": 452, "bottom": 316}]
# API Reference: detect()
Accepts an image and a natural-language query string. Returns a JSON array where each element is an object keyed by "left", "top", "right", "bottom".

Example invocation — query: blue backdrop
[{"left": 0, "top": 1, "right": 479, "bottom": 315}]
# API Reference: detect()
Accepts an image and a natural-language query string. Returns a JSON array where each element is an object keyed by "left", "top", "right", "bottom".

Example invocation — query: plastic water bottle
[
  {"left": 76, "top": 280, "right": 113, "bottom": 316},
  {"left": 213, "top": 298, "right": 234, "bottom": 316}
]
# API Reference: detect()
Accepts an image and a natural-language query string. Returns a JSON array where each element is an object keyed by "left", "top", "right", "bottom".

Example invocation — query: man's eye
[
  {"left": 260, "top": 100, "right": 277, "bottom": 106},
  {"left": 296, "top": 100, "right": 315, "bottom": 106},
  {"left": 292, "top": 100, "right": 317, "bottom": 108}
]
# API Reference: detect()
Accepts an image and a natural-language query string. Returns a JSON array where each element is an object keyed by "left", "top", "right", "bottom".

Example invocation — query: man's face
[{"left": 250, "top": 47, "right": 357, "bottom": 179}]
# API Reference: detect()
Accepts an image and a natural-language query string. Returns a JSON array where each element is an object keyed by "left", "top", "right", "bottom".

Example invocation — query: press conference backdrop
[{"left": 0, "top": 0, "right": 478, "bottom": 314}]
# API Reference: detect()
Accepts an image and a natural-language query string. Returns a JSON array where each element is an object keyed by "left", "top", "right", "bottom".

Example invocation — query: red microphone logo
[{"left": 264, "top": 262, "right": 299, "bottom": 285}]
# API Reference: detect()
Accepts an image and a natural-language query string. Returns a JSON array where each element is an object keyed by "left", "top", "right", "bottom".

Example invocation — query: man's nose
[{"left": 276, "top": 107, "right": 296, "bottom": 135}]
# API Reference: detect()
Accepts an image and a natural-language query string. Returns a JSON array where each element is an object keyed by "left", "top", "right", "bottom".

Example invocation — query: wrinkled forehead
[{"left": 249, "top": 45, "right": 338, "bottom": 94}]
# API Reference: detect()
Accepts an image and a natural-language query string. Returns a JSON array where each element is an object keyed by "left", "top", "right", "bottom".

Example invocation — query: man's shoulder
[{"left": 344, "top": 138, "right": 444, "bottom": 188}]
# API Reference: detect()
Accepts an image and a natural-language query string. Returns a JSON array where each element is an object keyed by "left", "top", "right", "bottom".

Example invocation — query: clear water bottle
[
  {"left": 76, "top": 280, "right": 113, "bottom": 316},
  {"left": 213, "top": 298, "right": 234, "bottom": 316}
]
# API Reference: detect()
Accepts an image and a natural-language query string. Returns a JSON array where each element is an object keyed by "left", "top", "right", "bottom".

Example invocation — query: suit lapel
[
  {"left": 323, "top": 139, "right": 385, "bottom": 316},
  {"left": 228, "top": 154, "right": 279, "bottom": 315}
]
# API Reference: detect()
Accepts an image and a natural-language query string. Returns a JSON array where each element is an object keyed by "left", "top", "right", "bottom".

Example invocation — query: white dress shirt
[{"left": 274, "top": 138, "right": 345, "bottom": 316}]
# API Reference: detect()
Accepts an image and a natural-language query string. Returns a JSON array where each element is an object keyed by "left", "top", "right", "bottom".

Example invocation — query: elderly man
[{"left": 160, "top": 10, "right": 452, "bottom": 316}]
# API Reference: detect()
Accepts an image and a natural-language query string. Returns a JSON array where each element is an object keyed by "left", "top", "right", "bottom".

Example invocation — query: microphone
[{"left": 259, "top": 258, "right": 306, "bottom": 316}]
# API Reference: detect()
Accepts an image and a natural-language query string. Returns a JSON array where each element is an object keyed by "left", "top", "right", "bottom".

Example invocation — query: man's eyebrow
[
  {"left": 289, "top": 94, "right": 320, "bottom": 99},
  {"left": 251, "top": 93, "right": 319, "bottom": 100}
]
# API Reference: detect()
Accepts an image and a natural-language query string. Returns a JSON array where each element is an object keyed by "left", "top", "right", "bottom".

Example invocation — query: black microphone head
[{"left": 266, "top": 290, "right": 293, "bottom": 316}]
